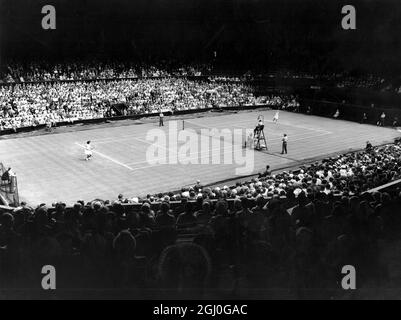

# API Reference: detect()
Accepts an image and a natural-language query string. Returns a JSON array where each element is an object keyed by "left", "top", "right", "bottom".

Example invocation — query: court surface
[{"left": 1, "top": 109, "right": 400, "bottom": 206}]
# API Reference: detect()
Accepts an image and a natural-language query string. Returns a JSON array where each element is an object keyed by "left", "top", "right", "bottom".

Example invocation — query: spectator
[
  {"left": 361, "top": 113, "right": 368, "bottom": 124},
  {"left": 0, "top": 78, "right": 258, "bottom": 130},
  {"left": 176, "top": 201, "right": 197, "bottom": 229},
  {"left": 195, "top": 201, "right": 213, "bottom": 225},
  {"left": 366, "top": 141, "right": 373, "bottom": 152},
  {"left": 377, "top": 112, "right": 386, "bottom": 126},
  {"left": 138, "top": 203, "right": 156, "bottom": 229},
  {"left": 259, "top": 165, "right": 271, "bottom": 178},
  {"left": 155, "top": 202, "right": 176, "bottom": 229}
]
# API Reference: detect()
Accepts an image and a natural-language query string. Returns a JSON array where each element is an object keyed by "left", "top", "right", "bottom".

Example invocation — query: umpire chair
[{"left": 254, "top": 125, "right": 268, "bottom": 150}]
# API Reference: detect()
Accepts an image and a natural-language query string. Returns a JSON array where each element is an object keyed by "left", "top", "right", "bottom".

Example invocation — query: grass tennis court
[{"left": 0, "top": 109, "right": 400, "bottom": 206}]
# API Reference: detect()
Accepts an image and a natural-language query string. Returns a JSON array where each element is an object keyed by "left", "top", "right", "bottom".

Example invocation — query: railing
[
  {"left": 368, "top": 179, "right": 401, "bottom": 195},
  {"left": 0, "top": 163, "right": 19, "bottom": 207}
]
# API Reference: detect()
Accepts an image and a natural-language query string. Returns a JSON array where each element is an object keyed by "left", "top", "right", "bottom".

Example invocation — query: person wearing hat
[{"left": 281, "top": 134, "right": 288, "bottom": 155}]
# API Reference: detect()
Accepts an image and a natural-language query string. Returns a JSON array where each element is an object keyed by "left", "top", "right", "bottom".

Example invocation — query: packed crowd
[
  {"left": 0, "top": 61, "right": 211, "bottom": 83},
  {"left": 1, "top": 62, "right": 400, "bottom": 134},
  {"left": 0, "top": 78, "right": 261, "bottom": 131},
  {"left": 120, "top": 142, "right": 401, "bottom": 205},
  {"left": 2, "top": 61, "right": 401, "bottom": 94},
  {"left": 0, "top": 141, "right": 400, "bottom": 298}
]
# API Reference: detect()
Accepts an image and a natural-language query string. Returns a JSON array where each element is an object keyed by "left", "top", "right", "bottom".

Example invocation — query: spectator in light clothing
[
  {"left": 377, "top": 112, "right": 386, "bottom": 126},
  {"left": 333, "top": 109, "right": 340, "bottom": 119}
]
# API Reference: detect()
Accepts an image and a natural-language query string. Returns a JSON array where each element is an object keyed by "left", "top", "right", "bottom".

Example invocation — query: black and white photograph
[{"left": 0, "top": 0, "right": 401, "bottom": 302}]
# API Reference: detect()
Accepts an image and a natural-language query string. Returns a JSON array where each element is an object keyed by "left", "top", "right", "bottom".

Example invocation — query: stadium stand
[
  {"left": 0, "top": 77, "right": 262, "bottom": 131},
  {"left": 1, "top": 61, "right": 400, "bottom": 135}
]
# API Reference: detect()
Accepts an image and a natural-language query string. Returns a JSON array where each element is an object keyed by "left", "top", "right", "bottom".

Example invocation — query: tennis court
[{"left": 0, "top": 109, "right": 399, "bottom": 205}]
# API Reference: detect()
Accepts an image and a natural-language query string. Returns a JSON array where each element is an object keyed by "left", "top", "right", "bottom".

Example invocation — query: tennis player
[
  {"left": 85, "top": 141, "right": 93, "bottom": 161},
  {"left": 273, "top": 110, "right": 280, "bottom": 124}
]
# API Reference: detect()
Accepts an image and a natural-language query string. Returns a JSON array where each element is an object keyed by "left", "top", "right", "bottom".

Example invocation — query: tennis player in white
[
  {"left": 85, "top": 141, "right": 93, "bottom": 161},
  {"left": 273, "top": 110, "right": 280, "bottom": 124}
]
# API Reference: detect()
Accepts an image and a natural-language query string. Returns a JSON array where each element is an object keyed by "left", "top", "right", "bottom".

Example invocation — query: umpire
[{"left": 281, "top": 134, "right": 288, "bottom": 154}]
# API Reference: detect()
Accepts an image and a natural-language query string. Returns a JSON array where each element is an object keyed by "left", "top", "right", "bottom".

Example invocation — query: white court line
[{"left": 75, "top": 142, "right": 133, "bottom": 170}]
